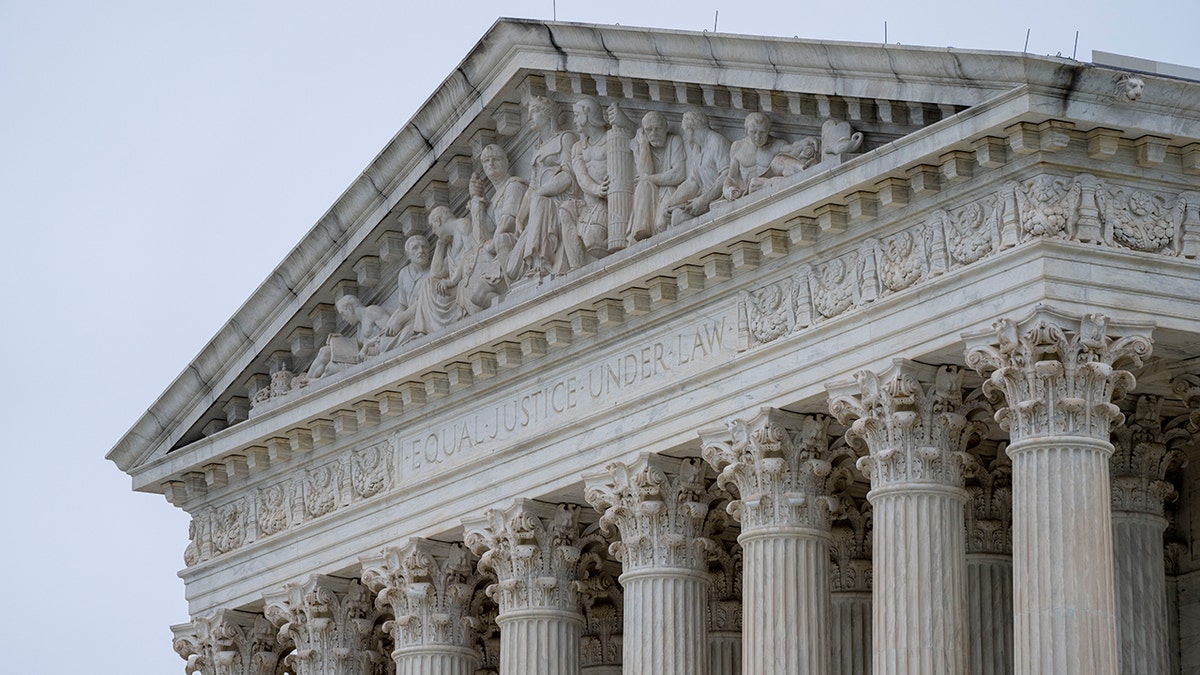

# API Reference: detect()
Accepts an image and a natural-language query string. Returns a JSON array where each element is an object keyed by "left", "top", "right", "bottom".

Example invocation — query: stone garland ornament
[{"left": 739, "top": 174, "right": 1200, "bottom": 351}]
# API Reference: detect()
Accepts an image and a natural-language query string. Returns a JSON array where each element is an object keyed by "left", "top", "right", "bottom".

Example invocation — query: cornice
[{"left": 109, "top": 18, "right": 1200, "bottom": 479}]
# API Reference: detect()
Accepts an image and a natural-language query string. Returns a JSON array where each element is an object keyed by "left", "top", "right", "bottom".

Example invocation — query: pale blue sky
[{"left": 2, "top": 1, "right": 1195, "bottom": 672}]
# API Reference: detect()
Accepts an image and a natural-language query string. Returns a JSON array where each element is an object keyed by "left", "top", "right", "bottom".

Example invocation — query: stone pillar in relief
[
  {"left": 1109, "top": 394, "right": 1190, "bottom": 675},
  {"left": 578, "top": 567, "right": 623, "bottom": 675},
  {"left": 966, "top": 310, "right": 1154, "bottom": 675},
  {"left": 264, "top": 576, "right": 378, "bottom": 675},
  {"left": 964, "top": 448, "right": 1014, "bottom": 675},
  {"left": 828, "top": 360, "right": 986, "bottom": 675},
  {"left": 463, "top": 501, "right": 598, "bottom": 675},
  {"left": 701, "top": 409, "right": 853, "bottom": 675},
  {"left": 585, "top": 454, "right": 719, "bottom": 675},
  {"left": 706, "top": 514, "right": 742, "bottom": 675},
  {"left": 173, "top": 609, "right": 282, "bottom": 675},
  {"left": 359, "top": 539, "right": 482, "bottom": 675},
  {"left": 830, "top": 498, "right": 873, "bottom": 675}
]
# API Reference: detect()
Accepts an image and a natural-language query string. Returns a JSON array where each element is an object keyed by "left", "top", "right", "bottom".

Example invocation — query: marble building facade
[{"left": 107, "top": 19, "right": 1200, "bottom": 675}]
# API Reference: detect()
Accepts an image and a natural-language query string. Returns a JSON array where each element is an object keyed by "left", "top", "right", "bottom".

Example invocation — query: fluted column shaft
[
  {"left": 498, "top": 609, "right": 582, "bottom": 675},
  {"left": 1112, "top": 511, "right": 1170, "bottom": 675},
  {"left": 621, "top": 568, "right": 709, "bottom": 674},
  {"left": 740, "top": 528, "right": 831, "bottom": 673},
  {"left": 870, "top": 483, "right": 969, "bottom": 674},
  {"left": 709, "top": 631, "right": 741, "bottom": 675},
  {"left": 394, "top": 645, "right": 478, "bottom": 675},
  {"left": 1007, "top": 438, "right": 1119, "bottom": 673},
  {"left": 966, "top": 554, "right": 1014, "bottom": 675},
  {"left": 831, "top": 592, "right": 872, "bottom": 675}
]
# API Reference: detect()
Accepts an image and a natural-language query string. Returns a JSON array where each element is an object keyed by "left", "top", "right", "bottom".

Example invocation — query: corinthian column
[
  {"left": 359, "top": 540, "right": 481, "bottom": 675},
  {"left": 264, "top": 576, "right": 377, "bottom": 675},
  {"left": 585, "top": 454, "right": 718, "bottom": 675},
  {"left": 1109, "top": 394, "right": 1190, "bottom": 675},
  {"left": 830, "top": 498, "right": 872, "bottom": 675},
  {"left": 172, "top": 609, "right": 282, "bottom": 675},
  {"left": 964, "top": 449, "right": 1014, "bottom": 675},
  {"left": 463, "top": 501, "right": 594, "bottom": 675},
  {"left": 828, "top": 360, "right": 985, "bottom": 675},
  {"left": 578, "top": 567, "right": 623, "bottom": 675},
  {"left": 966, "top": 310, "right": 1153, "bottom": 675},
  {"left": 701, "top": 409, "right": 851, "bottom": 674}
]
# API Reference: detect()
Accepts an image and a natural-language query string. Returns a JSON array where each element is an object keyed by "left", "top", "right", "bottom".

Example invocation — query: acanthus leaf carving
[
  {"left": 830, "top": 497, "right": 873, "bottom": 593},
  {"left": 965, "top": 447, "right": 1013, "bottom": 555},
  {"left": 173, "top": 609, "right": 281, "bottom": 675},
  {"left": 1109, "top": 394, "right": 1191, "bottom": 516},
  {"left": 263, "top": 576, "right": 376, "bottom": 675},
  {"left": 700, "top": 408, "right": 853, "bottom": 532},
  {"left": 965, "top": 309, "right": 1153, "bottom": 442},
  {"left": 827, "top": 361, "right": 987, "bottom": 489},
  {"left": 584, "top": 454, "right": 719, "bottom": 571}
]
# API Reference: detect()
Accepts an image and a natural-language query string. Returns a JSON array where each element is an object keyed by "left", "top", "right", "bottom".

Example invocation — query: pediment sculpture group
[{"left": 274, "top": 98, "right": 864, "bottom": 398}]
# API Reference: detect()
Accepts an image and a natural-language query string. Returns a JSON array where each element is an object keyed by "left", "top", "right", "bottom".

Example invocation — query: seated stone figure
[
  {"left": 306, "top": 294, "right": 390, "bottom": 380},
  {"left": 628, "top": 111, "right": 685, "bottom": 243},
  {"left": 470, "top": 143, "right": 527, "bottom": 265},
  {"left": 665, "top": 110, "right": 731, "bottom": 226},
  {"left": 722, "top": 112, "right": 818, "bottom": 201},
  {"left": 388, "top": 209, "right": 472, "bottom": 346}
]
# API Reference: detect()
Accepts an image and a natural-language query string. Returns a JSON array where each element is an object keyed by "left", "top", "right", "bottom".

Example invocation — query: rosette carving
[
  {"left": 827, "top": 361, "right": 986, "bottom": 489},
  {"left": 701, "top": 408, "right": 853, "bottom": 531},
  {"left": 965, "top": 448, "right": 1013, "bottom": 554},
  {"left": 830, "top": 497, "right": 873, "bottom": 593},
  {"left": 263, "top": 576, "right": 376, "bottom": 675},
  {"left": 360, "top": 539, "right": 482, "bottom": 651},
  {"left": 463, "top": 501, "right": 600, "bottom": 615},
  {"left": 584, "top": 455, "right": 719, "bottom": 572},
  {"left": 965, "top": 310, "right": 1153, "bottom": 442},
  {"left": 1109, "top": 395, "right": 1191, "bottom": 516},
  {"left": 172, "top": 609, "right": 281, "bottom": 675}
]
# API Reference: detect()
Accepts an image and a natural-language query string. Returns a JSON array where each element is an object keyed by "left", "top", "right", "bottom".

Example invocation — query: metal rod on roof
[
  {"left": 1023, "top": 28, "right": 1031, "bottom": 53},
  {"left": 1073, "top": 31, "right": 1080, "bottom": 60},
  {"left": 884, "top": 21, "right": 888, "bottom": 44},
  {"left": 553, "top": 0, "right": 557, "bottom": 21},
  {"left": 714, "top": 11, "right": 719, "bottom": 33}
]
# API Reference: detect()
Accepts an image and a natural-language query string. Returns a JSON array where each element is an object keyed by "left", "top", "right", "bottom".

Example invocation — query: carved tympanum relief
[
  {"left": 247, "top": 100, "right": 867, "bottom": 407},
  {"left": 740, "top": 174, "right": 1200, "bottom": 350}
]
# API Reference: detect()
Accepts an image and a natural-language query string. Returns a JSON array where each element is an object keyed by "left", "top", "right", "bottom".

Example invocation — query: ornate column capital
[
  {"left": 462, "top": 500, "right": 598, "bottom": 616},
  {"left": 830, "top": 497, "right": 873, "bottom": 593},
  {"left": 964, "top": 308, "right": 1153, "bottom": 443},
  {"left": 172, "top": 609, "right": 281, "bottom": 675},
  {"left": 584, "top": 453, "right": 719, "bottom": 572},
  {"left": 966, "top": 448, "right": 1013, "bottom": 555},
  {"left": 263, "top": 575, "right": 377, "bottom": 675},
  {"left": 700, "top": 408, "right": 854, "bottom": 531},
  {"left": 827, "top": 359, "right": 986, "bottom": 490},
  {"left": 1110, "top": 394, "right": 1191, "bottom": 516},
  {"left": 706, "top": 522, "right": 743, "bottom": 634},
  {"left": 578, "top": 567, "right": 624, "bottom": 669},
  {"left": 359, "top": 538, "right": 481, "bottom": 652}
]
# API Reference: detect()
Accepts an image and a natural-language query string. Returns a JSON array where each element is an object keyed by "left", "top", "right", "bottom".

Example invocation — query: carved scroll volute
[
  {"left": 584, "top": 454, "right": 719, "bottom": 572},
  {"left": 827, "top": 360, "right": 986, "bottom": 490},
  {"left": 174, "top": 609, "right": 282, "bottom": 675},
  {"left": 700, "top": 408, "right": 852, "bottom": 532},
  {"left": 964, "top": 310, "right": 1153, "bottom": 443},
  {"left": 463, "top": 500, "right": 598, "bottom": 615},
  {"left": 360, "top": 539, "right": 481, "bottom": 651},
  {"left": 263, "top": 576, "right": 374, "bottom": 675}
]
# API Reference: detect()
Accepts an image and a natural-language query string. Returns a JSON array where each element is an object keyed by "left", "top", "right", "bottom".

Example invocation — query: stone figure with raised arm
[
  {"left": 305, "top": 294, "right": 391, "bottom": 380},
  {"left": 391, "top": 206, "right": 471, "bottom": 345},
  {"left": 665, "top": 109, "right": 731, "bottom": 226},
  {"left": 722, "top": 112, "right": 819, "bottom": 201},
  {"left": 507, "top": 96, "right": 578, "bottom": 281},
  {"left": 564, "top": 96, "right": 616, "bottom": 266},
  {"left": 627, "top": 110, "right": 686, "bottom": 243}
]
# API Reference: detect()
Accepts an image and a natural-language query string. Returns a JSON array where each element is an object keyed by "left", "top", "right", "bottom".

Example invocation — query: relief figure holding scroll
[{"left": 627, "top": 111, "right": 685, "bottom": 243}]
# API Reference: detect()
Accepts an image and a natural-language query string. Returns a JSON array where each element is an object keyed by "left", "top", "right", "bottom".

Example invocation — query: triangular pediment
[{"left": 108, "top": 18, "right": 1200, "bottom": 486}]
